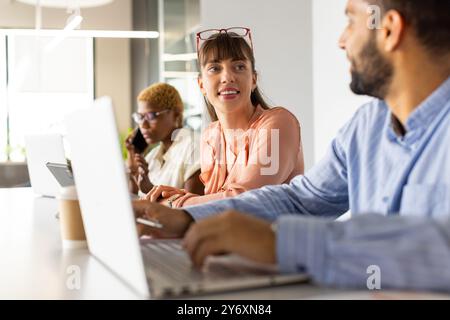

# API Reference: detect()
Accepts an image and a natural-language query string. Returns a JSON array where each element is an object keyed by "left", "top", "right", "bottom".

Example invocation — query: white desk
[{"left": 1, "top": 188, "right": 448, "bottom": 300}]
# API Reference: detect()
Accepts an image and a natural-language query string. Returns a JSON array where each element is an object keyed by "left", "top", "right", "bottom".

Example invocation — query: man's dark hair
[{"left": 369, "top": 0, "right": 450, "bottom": 55}]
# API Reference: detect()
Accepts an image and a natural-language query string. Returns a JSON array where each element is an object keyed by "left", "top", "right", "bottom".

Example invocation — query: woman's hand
[
  {"left": 145, "top": 185, "right": 187, "bottom": 202},
  {"left": 133, "top": 200, "right": 194, "bottom": 238},
  {"left": 182, "top": 210, "right": 276, "bottom": 268},
  {"left": 131, "top": 153, "right": 152, "bottom": 193},
  {"left": 134, "top": 153, "right": 149, "bottom": 173},
  {"left": 136, "top": 166, "right": 153, "bottom": 194}
]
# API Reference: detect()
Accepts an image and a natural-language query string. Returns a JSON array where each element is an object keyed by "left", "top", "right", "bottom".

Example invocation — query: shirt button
[{"left": 382, "top": 196, "right": 389, "bottom": 203}]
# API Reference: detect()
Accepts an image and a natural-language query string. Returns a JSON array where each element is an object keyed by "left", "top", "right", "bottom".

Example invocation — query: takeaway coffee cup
[{"left": 57, "top": 186, "right": 87, "bottom": 249}]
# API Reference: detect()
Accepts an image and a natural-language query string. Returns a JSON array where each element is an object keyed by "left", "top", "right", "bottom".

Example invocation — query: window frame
[
  {"left": 0, "top": 35, "right": 94, "bottom": 163},
  {"left": 0, "top": 35, "right": 7, "bottom": 161}
]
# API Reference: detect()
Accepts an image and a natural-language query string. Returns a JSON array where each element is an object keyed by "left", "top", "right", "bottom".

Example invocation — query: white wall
[
  {"left": 95, "top": 38, "right": 132, "bottom": 135},
  {"left": 200, "top": 0, "right": 315, "bottom": 169},
  {"left": 313, "top": 0, "right": 369, "bottom": 160}
]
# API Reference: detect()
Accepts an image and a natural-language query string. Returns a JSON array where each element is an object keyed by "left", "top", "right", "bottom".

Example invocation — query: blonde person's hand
[
  {"left": 133, "top": 200, "right": 194, "bottom": 238},
  {"left": 125, "top": 132, "right": 138, "bottom": 175},
  {"left": 125, "top": 129, "right": 149, "bottom": 183},
  {"left": 182, "top": 210, "right": 276, "bottom": 269},
  {"left": 145, "top": 185, "right": 187, "bottom": 202},
  {"left": 130, "top": 153, "right": 151, "bottom": 193},
  {"left": 134, "top": 153, "right": 149, "bottom": 175},
  {"left": 125, "top": 130, "right": 137, "bottom": 151},
  {"left": 136, "top": 167, "right": 153, "bottom": 194}
]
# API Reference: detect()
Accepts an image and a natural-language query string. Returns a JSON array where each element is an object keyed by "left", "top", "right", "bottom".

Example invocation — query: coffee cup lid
[
  {"left": 57, "top": 186, "right": 78, "bottom": 200},
  {"left": 63, "top": 240, "right": 87, "bottom": 249}
]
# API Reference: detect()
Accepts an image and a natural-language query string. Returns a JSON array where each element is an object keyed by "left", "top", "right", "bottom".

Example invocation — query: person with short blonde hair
[
  {"left": 137, "top": 82, "right": 184, "bottom": 128},
  {"left": 126, "top": 83, "right": 204, "bottom": 196}
]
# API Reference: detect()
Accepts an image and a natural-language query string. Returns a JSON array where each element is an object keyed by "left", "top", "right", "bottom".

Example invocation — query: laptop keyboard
[
  {"left": 141, "top": 239, "right": 203, "bottom": 283},
  {"left": 141, "top": 239, "right": 279, "bottom": 285}
]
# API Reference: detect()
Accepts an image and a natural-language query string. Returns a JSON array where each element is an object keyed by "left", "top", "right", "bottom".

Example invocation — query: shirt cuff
[
  {"left": 184, "top": 203, "right": 223, "bottom": 221},
  {"left": 277, "top": 215, "right": 328, "bottom": 281}
]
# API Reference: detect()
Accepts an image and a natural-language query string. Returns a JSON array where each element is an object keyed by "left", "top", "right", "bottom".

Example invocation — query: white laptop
[
  {"left": 24, "top": 133, "right": 67, "bottom": 198},
  {"left": 65, "top": 97, "right": 308, "bottom": 298}
]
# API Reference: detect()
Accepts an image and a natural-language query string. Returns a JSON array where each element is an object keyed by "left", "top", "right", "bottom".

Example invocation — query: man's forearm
[
  {"left": 277, "top": 214, "right": 450, "bottom": 292},
  {"left": 184, "top": 183, "right": 305, "bottom": 221}
]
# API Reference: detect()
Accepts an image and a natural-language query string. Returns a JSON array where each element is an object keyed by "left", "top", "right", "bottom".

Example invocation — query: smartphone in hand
[{"left": 131, "top": 128, "right": 148, "bottom": 154}]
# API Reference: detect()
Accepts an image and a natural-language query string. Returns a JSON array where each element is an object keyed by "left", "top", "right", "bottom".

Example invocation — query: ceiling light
[
  {"left": 0, "top": 29, "right": 159, "bottom": 39},
  {"left": 15, "top": 0, "right": 114, "bottom": 8},
  {"left": 44, "top": 15, "right": 83, "bottom": 52}
]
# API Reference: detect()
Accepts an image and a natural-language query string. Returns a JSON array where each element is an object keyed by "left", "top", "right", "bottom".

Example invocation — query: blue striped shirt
[{"left": 185, "top": 76, "right": 450, "bottom": 292}]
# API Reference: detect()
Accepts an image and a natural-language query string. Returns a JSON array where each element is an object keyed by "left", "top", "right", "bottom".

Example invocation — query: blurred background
[{"left": 0, "top": 0, "right": 369, "bottom": 187}]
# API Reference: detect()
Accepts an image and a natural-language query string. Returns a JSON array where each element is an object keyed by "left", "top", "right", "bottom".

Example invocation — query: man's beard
[{"left": 350, "top": 34, "right": 394, "bottom": 99}]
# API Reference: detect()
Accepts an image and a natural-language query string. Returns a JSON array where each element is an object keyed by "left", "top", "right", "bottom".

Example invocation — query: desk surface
[{"left": 1, "top": 188, "right": 448, "bottom": 300}]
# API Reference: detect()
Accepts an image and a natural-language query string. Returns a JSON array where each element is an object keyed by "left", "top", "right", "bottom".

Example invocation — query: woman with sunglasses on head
[
  {"left": 145, "top": 27, "right": 304, "bottom": 208},
  {"left": 125, "top": 83, "right": 204, "bottom": 196}
]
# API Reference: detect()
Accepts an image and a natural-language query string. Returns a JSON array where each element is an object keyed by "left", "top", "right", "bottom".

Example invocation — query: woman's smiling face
[{"left": 198, "top": 56, "right": 257, "bottom": 117}]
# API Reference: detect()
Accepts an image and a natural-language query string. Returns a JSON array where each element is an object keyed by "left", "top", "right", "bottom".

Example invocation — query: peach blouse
[{"left": 171, "top": 105, "right": 304, "bottom": 207}]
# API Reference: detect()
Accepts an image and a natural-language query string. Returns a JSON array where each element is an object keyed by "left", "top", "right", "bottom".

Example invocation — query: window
[
  {"left": 160, "top": 0, "right": 203, "bottom": 130},
  {"left": 0, "top": 35, "right": 94, "bottom": 162},
  {"left": 0, "top": 36, "right": 7, "bottom": 162}
]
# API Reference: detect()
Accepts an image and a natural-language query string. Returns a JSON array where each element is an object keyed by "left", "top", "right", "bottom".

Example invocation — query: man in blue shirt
[{"left": 134, "top": 0, "right": 450, "bottom": 291}]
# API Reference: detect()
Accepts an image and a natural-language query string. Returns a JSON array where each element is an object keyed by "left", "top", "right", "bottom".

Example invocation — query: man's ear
[
  {"left": 379, "top": 9, "right": 405, "bottom": 52},
  {"left": 198, "top": 76, "right": 206, "bottom": 96}
]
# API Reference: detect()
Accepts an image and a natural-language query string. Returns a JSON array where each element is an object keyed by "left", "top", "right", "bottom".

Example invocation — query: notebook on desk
[{"left": 65, "top": 97, "right": 308, "bottom": 298}]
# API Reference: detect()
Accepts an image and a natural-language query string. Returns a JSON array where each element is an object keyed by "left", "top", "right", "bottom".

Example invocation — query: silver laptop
[
  {"left": 24, "top": 133, "right": 67, "bottom": 197},
  {"left": 65, "top": 97, "right": 308, "bottom": 298}
]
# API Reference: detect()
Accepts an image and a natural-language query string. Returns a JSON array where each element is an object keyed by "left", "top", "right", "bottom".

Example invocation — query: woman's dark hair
[{"left": 197, "top": 33, "right": 270, "bottom": 122}]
